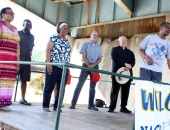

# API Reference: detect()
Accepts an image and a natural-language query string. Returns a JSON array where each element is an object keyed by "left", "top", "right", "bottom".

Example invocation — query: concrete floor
[{"left": 0, "top": 102, "right": 133, "bottom": 130}]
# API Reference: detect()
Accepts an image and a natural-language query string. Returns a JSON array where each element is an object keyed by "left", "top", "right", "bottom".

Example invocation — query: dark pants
[
  {"left": 42, "top": 66, "right": 68, "bottom": 109},
  {"left": 109, "top": 77, "right": 131, "bottom": 110},
  {"left": 140, "top": 68, "right": 162, "bottom": 82},
  {"left": 18, "top": 64, "right": 31, "bottom": 81}
]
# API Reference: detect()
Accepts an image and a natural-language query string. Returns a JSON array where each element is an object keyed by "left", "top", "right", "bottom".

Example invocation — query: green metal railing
[{"left": 0, "top": 61, "right": 170, "bottom": 130}]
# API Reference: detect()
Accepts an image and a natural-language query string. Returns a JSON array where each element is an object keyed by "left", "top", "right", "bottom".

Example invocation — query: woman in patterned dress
[
  {"left": 0, "top": 7, "right": 20, "bottom": 111},
  {"left": 42, "top": 22, "right": 71, "bottom": 112}
]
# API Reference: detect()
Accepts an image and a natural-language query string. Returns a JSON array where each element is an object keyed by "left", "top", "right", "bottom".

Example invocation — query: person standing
[
  {"left": 18, "top": 19, "right": 34, "bottom": 106},
  {"left": 108, "top": 36, "right": 135, "bottom": 114},
  {"left": 43, "top": 22, "right": 71, "bottom": 112},
  {"left": 0, "top": 7, "right": 20, "bottom": 111},
  {"left": 69, "top": 31, "right": 103, "bottom": 111},
  {"left": 139, "top": 22, "right": 170, "bottom": 82}
]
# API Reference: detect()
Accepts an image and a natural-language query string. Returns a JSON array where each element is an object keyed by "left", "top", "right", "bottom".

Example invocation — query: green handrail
[{"left": 0, "top": 60, "right": 170, "bottom": 130}]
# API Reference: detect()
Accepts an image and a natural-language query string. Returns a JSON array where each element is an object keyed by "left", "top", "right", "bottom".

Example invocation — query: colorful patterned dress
[{"left": 0, "top": 21, "right": 20, "bottom": 106}]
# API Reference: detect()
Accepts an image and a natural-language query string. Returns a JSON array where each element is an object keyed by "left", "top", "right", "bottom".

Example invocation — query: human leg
[
  {"left": 108, "top": 78, "right": 120, "bottom": 112},
  {"left": 88, "top": 80, "right": 96, "bottom": 106},
  {"left": 89, "top": 65, "right": 98, "bottom": 106},
  {"left": 19, "top": 64, "right": 31, "bottom": 105},
  {"left": 70, "top": 67, "right": 89, "bottom": 107},
  {"left": 140, "top": 68, "right": 152, "bottom": 80},
  {"left": 120, "top": 80, "right": 131, "bottom": 113},
  {"left": 50, "top": 84, "right": 57, "bottom": 106},
  {"left": 21, "top": 81, "right": 26, "bottom": 101},
  {"left": 53, "top": 67, "right": 66, "bottom": 110},
  {"left": 43, "top": 66, "right": 58, "bottom": 110},
  {"left": 150, "top": 71, "right": 162, "bottom": 82}
]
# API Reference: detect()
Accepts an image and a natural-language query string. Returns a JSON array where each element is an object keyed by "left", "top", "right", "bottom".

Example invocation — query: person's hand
[
  {"left": 146, "top": 56, "right": 153, "bottom": 65},
  {"left": 47, "top": 65, "right": 52, "bottom": 75},
  {"left": 88, "top": 63, "right": 95, "bottom": 68},
  {"left": 125, "top": 63, "right": 132, "bottom": 69},
  {"left": 124, "top": 67, "right": 129, "bottom": 71}
]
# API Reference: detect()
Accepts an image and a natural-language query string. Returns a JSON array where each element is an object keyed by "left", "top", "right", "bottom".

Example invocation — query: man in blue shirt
[{"left": 69, "top": 31, "right": 103, "bottom": 111}]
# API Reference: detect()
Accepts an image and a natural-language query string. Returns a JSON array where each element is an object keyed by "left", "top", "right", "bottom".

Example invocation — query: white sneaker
[
  {"left": 0, "top": 106, "right": 11, "bottom": 111},
  {"left": 50, "top": 99, "right": 55, "bottom": 105}
]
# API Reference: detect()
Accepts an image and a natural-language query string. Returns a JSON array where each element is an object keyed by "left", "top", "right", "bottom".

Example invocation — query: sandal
[
  {"left": 19, "top": 100, "right": 31, "bottom": 106},
  {"left": 0, "top": 106, "right": 11, "bottom": 111},
  {"left": 43, "top": 108, "right": 50, "bottom": 112}
]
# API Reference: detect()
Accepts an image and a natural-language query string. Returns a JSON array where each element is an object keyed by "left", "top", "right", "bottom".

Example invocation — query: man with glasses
[
  {"left": 139, "top": 22, "right": 170, "bottom": 82},
  {"left": 69, "top": 31, "right": 103, "bottom": 111}
]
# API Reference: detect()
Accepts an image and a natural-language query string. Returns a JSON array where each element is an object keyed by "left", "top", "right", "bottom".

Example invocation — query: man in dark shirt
[
  {"left": 18, "top": 19, "right": 34, "bottom": 105},
  {"left": 108, "top": 36, "right": 135, "bottom": 114}
]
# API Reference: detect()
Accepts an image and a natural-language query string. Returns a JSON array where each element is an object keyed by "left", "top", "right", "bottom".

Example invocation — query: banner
[{"left": 135, "top": 80, "right": 170, "bottom": 130}]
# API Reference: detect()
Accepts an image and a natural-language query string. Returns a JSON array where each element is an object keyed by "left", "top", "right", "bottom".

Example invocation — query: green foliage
[
  {"left": 32, "top": 50, "right": 46, "bottom": 62},
  {"left": 30, "top": 74, "right": 45, "bottom": 95}
]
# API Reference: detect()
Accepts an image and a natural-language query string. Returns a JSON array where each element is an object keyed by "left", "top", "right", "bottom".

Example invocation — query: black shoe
[
  {"left": 88, "top": 106, "right": 98, "bottom": 111},
  {"left": 69, "top": 104, "right": 76, "bottom": 109},
  {"left": 53, "top": 109, "right": 62, "bottom": 112},
  {"left": 108, "top": 109, "right": 114, "bottom": 113},
  {"left": 120, "top": 107, "right": 132, "bottom": 114}
]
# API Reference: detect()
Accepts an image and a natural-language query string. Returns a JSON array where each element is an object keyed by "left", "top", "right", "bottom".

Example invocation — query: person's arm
[
  {"left": 138, "top": 47, "right": 153, "bottom": 65},
  {"left": 125, "top": 52, "right": 135, "bottom": 70},
  {"left": 0, "top": 26, "right": 2, "bottom": 36},
  {"left": 82, "top": 53, "right": 90, "bottom": 67},
  {"left": 90, "top": 57, "right": 102, "bottom": 68},
  {"left": 30, "top": 36, "right": 34, "bottom": 57},
  {"left": 46, "top": 40, "right": 54, "bottom": 75},
  {"left": 167, "top": 60, "right": 170, "bottom": 70}
]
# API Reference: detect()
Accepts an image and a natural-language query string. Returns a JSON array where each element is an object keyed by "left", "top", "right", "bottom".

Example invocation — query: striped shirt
[{"left": 80, "top": 41, "right": 103, "bottom": 63}]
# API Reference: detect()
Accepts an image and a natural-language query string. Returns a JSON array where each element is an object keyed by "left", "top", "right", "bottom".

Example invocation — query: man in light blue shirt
[{"left": 69, "top": 31, "right": 103, "bottom": 111}]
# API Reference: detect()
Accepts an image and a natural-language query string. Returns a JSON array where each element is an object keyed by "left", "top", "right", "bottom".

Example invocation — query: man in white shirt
[{"left": 139, "top": 22, "right": 170, "bottom": 82}]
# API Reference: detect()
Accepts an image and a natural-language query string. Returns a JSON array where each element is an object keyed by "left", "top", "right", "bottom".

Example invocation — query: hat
[
  {"left": 115, "top": 67, "right": 130, "bottom": 84},
  {"left": 91, "top": 72, "right": 100, "bottom": 83}
]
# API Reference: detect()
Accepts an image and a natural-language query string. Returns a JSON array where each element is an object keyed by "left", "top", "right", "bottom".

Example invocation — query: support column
[{"left": 166, "top": 13, "right": 170, "bottom": 41}]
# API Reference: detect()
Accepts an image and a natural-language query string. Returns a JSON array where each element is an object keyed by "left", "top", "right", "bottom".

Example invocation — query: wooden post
[
  {"left": 166, "top": 13, "right": 170, "bottom": 41},
  {"left": 87, "top": 1, "right": 90, "bottom": 25},
  {"left": 95, "top": 0, "right": 99, "bottom": 23}
]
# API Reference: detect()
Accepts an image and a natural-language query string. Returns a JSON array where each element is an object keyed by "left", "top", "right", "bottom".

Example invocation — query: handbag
[
  {"left": 66, "top": 69, "right": 71, "bottom": 85},
  {"left": 94, "top": 99, "right": 108, "bottom": 108},
  {"left": 90, "top": 72, "right": 100, "bottom": 83}
]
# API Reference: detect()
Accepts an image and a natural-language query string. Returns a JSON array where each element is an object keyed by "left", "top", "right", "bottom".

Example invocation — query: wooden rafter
[
  {"left": 114, "top": 0, "right": 133, "bottom": 15},
  {"left": 95, "top": 0, "right": 99, "bottom": 23}
]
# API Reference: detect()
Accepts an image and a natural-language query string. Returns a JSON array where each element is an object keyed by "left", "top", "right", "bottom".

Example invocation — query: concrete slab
[{"left": 0, "top": 103, "right": 133, "bottom": 130}]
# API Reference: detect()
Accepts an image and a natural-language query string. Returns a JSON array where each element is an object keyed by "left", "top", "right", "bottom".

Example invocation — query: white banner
[{"left": 135, "top": 80, "right": 170, "bottom": 130}]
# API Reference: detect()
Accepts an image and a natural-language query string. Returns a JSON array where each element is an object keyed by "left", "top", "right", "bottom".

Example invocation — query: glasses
[
  {"left": 91, "top": 34, "right": 98, "bottom": 37},
  {"left": 162, "top": 26, "right": 170, "bottom": 29},
  {"left": 5, "top": 12, "right": 15, "bottom": 16}
]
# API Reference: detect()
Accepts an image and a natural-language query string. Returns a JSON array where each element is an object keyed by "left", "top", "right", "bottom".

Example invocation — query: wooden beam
[
  {"left": 70, "top": 13, "right": 167, "bottom": 30},
  {"left": 52, "top": 0, "right": 88, "bottom": 2},
  {"left": 87, "top": 1, "right": 90, "bottom": 25},
  {"left": 114, "top": 0, "right": 133, "bottom": 15},
  {"left": 52, "top": 0, "right": 69, "bottom": 2},
  {"left": 95, "top": 0, "right": 99, "bottom": 23}
]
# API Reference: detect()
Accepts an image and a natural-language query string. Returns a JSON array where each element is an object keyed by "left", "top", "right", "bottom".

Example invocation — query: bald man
[
  {"left": 108, "top": 36, "right": 135, "bottom": 114},
  {"left": 69, "top": 31, "right": 103, "bottom": 111}
]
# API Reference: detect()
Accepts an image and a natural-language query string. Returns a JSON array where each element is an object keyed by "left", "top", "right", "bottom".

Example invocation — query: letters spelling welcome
[{"left": 141, "top": 89, "right": 170, "bottom": 111}]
